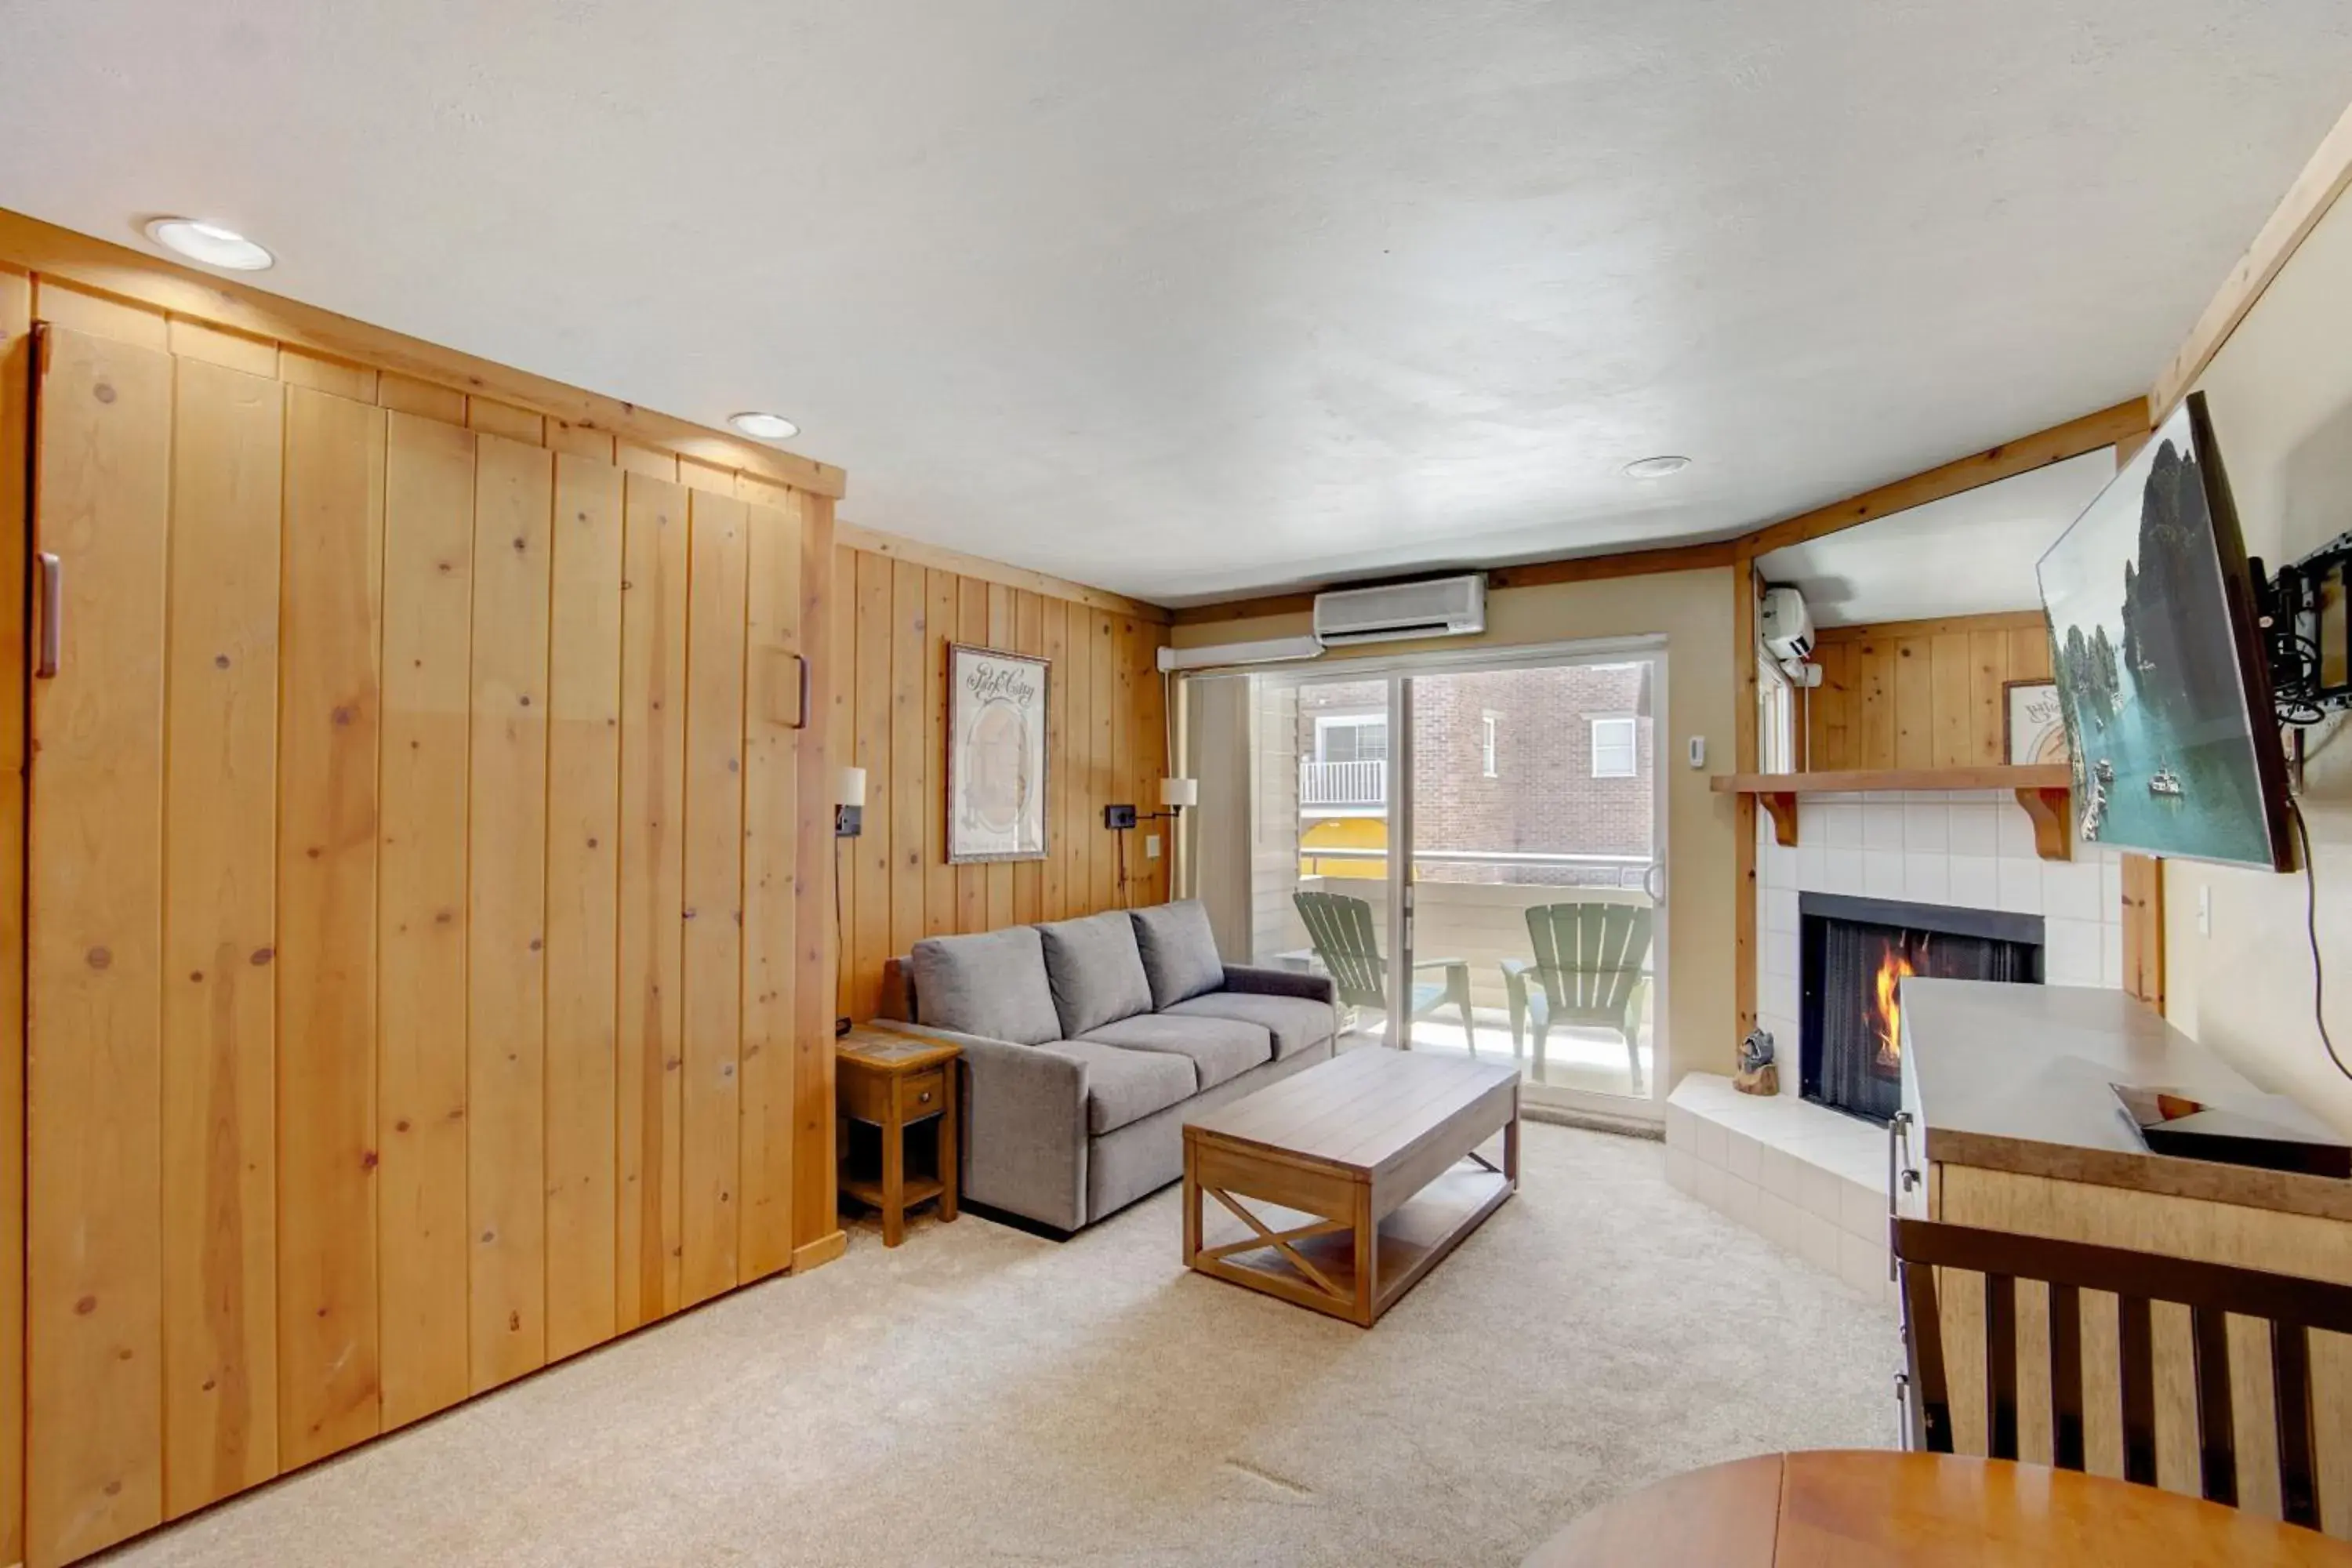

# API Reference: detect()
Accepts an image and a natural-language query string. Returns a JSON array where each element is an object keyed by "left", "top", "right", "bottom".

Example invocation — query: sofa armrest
[
  {"left": 1220, "top": 964, "right": 1338, "bottom": 1006},
  {"left": 866, "top": 1021, "right": 1090, "bottom": 1232}
]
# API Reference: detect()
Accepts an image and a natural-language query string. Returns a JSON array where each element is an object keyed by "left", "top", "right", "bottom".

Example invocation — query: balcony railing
[{"left": 1300, "top": 757, "right": 1385, "bottom": 809}]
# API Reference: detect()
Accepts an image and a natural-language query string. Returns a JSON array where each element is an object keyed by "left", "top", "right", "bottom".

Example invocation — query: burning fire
[{"left": 1873, "top": 945, "right": 1916, "bottom": 1068}]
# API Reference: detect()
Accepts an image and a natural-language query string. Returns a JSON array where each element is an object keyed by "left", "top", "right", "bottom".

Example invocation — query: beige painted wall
[
  {"left": 2161, "top": 187, "right": 2352, "bottom": 1132},
  {"left": 1171, "top": 566, "right": 1740, "bottom": 1086}
]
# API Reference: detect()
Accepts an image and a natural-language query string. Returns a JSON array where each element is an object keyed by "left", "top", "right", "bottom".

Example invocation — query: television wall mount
[{"left": 2255, "top": 529, "right": 2352, "bottom": 727}]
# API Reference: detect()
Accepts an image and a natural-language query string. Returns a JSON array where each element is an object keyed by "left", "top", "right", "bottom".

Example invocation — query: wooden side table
[{"left": 836, "top": 1026, "right": 960, "bottom": 1247}]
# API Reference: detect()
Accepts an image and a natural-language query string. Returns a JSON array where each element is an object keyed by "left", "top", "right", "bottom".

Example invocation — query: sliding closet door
[
  {"left": 27, "top": 325, "right": 173, "bottom": 1566},
  {"left": 23, "top": 318, "right": 818, "bottom": 1568}
]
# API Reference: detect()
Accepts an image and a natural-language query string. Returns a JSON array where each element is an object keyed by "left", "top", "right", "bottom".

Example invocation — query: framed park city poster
[
  {"left": 2003, "top": 678, "right": 2068, "bottom": 765},
  {"left": 947, "top": 643, "right": 1050, "bottom": 863}
]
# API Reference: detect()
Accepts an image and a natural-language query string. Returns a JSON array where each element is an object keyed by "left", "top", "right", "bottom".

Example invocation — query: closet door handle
[
  {"left": 792, "top": 653, "right": 811, "bottom": 730},
  {"left": 34, "top": 553, "right": 60, "bottom": 679}
]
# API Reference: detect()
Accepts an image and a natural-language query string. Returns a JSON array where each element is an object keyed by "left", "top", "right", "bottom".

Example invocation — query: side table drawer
[{"left": 897, "top": 1069, "right": 946, "bottom": 1121}]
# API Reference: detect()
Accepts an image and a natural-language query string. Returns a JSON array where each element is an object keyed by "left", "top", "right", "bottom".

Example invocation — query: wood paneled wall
[
  {"left": 832, "top": 544, "right": 1172, "bottom": 1022},
  {"left": 17, "top": 280, "right": 839, "bottom": 1568},
  {"left": 1803, "top": 612, "right": 2054, "bottom": 771}
]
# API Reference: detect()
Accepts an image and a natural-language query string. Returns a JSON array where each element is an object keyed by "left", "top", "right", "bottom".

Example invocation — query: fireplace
[{"left": 1798, "top": 893, "right": 2044, "bottom": 1124}]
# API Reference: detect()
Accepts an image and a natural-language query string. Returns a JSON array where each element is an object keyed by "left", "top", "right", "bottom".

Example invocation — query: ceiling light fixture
[
  {"left": 143, "top": 217, "right": 274, "bottom": 272},
  {"left": 1623, "top": 455, "right": 1691, "bottom": 479},
  {"left": 728, "top": 412, "right": 800, "bottom": 441}
]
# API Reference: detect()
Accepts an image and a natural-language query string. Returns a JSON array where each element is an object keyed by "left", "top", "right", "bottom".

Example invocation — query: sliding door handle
[
  {"left": 34, "top": 552, "right": 60, "bottom": 679},
  {"left": 791, "top": 653, "right": 811, "bottom": 730}
]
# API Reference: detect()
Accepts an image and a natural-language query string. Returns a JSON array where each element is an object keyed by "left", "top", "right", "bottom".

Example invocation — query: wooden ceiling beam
[
  {"left": 1737, "top": 399, "right": 2147, "bottom": 560},
  {"left": 2151, "top": 96, "right": 2352, "bottom": 423}
]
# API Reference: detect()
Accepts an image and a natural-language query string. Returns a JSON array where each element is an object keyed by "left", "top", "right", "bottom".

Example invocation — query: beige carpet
[{"left": 98, "top": 1123, "right": 1893, "bottom": 1568}]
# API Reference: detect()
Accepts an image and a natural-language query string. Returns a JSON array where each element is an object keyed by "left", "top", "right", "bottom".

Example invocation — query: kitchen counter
[{"left": 1899, "top": 979, "right": 2352, "bottom": 1221}]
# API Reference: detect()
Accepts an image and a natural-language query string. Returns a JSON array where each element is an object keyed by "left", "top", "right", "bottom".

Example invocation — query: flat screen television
[{"left": 2035, "top": 391, "right": 2292, "bottom": 871}]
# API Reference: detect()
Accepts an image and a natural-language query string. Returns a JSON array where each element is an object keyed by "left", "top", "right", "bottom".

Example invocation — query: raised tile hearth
[{"left": 1664, "top": 1073, "right": 1894, "bottom": 1304}]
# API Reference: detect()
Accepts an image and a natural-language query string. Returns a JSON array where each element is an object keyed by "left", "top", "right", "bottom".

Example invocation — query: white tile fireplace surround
[
  {"left": 1754, "top": 789, "right": 2125, "bottom": 1064},
  {"left": 1664, "top": 790, "right": 2126, "bottom": 1300}
]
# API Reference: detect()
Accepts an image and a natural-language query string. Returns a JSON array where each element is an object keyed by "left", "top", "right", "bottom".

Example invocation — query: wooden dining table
[{"left": 1522, "top": 1450, "right": 2352, "bottom": 1566}]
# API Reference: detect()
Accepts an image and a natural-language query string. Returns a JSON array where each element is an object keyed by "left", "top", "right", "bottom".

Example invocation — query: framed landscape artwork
[
  {"left": 2002, "top": 679, "right": 2067, "bottom": 764},
  {"left": 948, "top": 643, "right": 1050, "bottom": 863}
]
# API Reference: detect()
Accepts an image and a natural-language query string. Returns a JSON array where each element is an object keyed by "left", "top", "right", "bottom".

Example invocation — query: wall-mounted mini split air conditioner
[{"left": 1311, "top": 574, "right": 1487, "bottom": 647}]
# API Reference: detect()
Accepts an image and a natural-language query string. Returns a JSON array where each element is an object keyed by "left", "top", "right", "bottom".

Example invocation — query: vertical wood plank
[
  {"left": 680, "top": 491, "right": 749, "bottom": 1306},
  {"left": 275, "top": 381, "right": 385, "bottom": 1470},
  {"left": 890, "top": 561, "right": 927, "bottom": 964},
  {"left": 2011, "top": 624, "right": 2053, "bottom": 682},
  {"left": 1813, "top": 639, "right": 1851, "bottom": 771},
  {"left": 27, "top": 326, "right": 172, "bottom": 1563},
  {"left": 987, "top": 588, "right": 1017, "bottom": 928},
  {"left": 1970, "top": 630, "right": 2011, "bottom": 764},
  {"left": 616, "top": 473, "right": 689, "bottom": 1328},
  {"left": 924, "top": 571, "right": 957, "bottom": 935},
  {"left": 1929, "top": 631, "right": 1973, "bottom": 768},
  {"left": 792, "top": 499, "right": 841, "bottom": 1259},
  {"left": 829, "top": 543, "right": 857, "bottom": 1016},
  {"left": 956, "top": 579, "right": 989, "bottom": 935},
  {"left": 0, "top": 269, "right": 30, "bottom": 1568},
  {"left": 161, "top": 357, "right": 283, "bottom": 1514},
  {"left": 1139, "top": 626, "right": 1170, "bottom": 905},
  {"left": 466, "top": 434, "right": 552, "bottom": 1392},
  {"left": 1042, "top": 599, "right": 1069, "bottom": 921},
  {"left": 1011, "top": 592, "right": 1046, "bottom": 922},
  {"left": 1893, "top": 637, "right": 1934, "bottom": 769},
  {"left": 1091, "top": 611, "right": 1116, "bottom": 916},
  {"left": 1060, "top": 599, "right": 1092, "bottom": 924},
  {"left": 543, "top": 454, "right": 624, "bottom": 1360},
  {"left": 853, "top": 553, "right": 894, "bottom": 1019},
  {"left": 1854, "top": 639, "right": 1895, "bottom": 769},
  {"left": 375, "top": 410, "right": 475, "bottom": 1430},
  {"left": 739, "top": 495, "right": 804, "bottom": 1281}
]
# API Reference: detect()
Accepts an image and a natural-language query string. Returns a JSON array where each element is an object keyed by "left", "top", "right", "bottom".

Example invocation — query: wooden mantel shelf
[{"left": 1711, "top": 766, "right": 2075, "bottom": 862}]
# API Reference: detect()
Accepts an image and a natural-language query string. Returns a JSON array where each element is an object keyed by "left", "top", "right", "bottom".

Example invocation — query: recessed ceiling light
[
  {"left": 143, "top": 217, "right": 274, "bottom": 272},
  {"left": 1623, "top": 455, "right": 1691, "bottom": 479},
  {"left": 728, "top": 412, "right": 800, "bottom": 441}
]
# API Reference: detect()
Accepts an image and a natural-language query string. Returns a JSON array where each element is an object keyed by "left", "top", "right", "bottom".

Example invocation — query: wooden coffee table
[{"left": 1181, "top": 1047, "right": 1519, "bottom": 1327}]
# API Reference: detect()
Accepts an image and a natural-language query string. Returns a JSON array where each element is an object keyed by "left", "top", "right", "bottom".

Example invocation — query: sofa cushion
[
  {"left": 1163, "top": 991, "right": 1338, "bottom": 1061},
  {"left": 1077, "top": 1011, "right": 1271, "bottom": 1091},
  {"left": 1129, "top": 900, "right": 1226, "bottom": 1010},
  {"left": 910, "top": 927, "right": 1062, "bottom": 1046},
  {"left": 1037, "top": 911, "right": 1156, "bottom": 1038},
  {"left": 1043, "top": 1040, "right": 1198, "bottom": 1134}
]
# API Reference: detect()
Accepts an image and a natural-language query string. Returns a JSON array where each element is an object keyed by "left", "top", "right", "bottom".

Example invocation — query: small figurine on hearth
[{"left": 1734, "top": 1026, "right": 1779, "bottom": 1096}]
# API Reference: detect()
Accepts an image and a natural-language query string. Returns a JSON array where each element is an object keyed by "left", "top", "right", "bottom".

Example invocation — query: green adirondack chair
[
  {"left": 1501, "top": 902, "right": 1653, "bottom": 1091},
  {"left": 1292, "top": 890, "right": 1476, "bottom": 1045}
]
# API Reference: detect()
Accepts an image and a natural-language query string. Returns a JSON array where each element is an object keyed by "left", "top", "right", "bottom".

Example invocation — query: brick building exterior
[{"left": 1294, "top": 663, "right": 1654, "bottom": 887}]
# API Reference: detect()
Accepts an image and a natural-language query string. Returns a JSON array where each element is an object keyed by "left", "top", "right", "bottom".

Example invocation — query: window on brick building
[
  {"left": 1590, "top": 716, "right": 1637, "bottom": 778},
  {"left": 1314, "top": 713, "right": 1387, "bottom": 764},
  {"left": 1480, "top": 712, "right": 1500, "bottom": 777}
]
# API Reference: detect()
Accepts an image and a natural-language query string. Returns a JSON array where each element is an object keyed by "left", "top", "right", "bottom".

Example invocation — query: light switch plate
[
  {"left": 1687, "top": 735, "right": 1706, "bottom": 768},
  {"left": 1145, "top": 833, "right": 1162, "bottom": 859}
]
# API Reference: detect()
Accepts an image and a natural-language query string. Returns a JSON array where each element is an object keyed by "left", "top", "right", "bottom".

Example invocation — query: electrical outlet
[
  {"left": 1145, "top": 833, "right": 1162, "bottom": 859},
  {"left": 2197, "top": 884, "right": 2212, "bottom": 937}
]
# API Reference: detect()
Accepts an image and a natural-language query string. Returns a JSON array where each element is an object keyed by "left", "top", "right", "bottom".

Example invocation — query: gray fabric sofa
[{"left": 876, "top": 901, "right": 1339, "bottom": 1233}]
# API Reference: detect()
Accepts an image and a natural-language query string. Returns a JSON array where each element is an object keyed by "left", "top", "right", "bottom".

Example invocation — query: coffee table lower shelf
[{"left": 1189, "top": 1162, "right": 1511, "bottom": 1327}]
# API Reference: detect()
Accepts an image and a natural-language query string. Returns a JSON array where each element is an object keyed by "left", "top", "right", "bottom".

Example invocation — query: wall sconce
[
  {"left": 1158, "top": 776, "right": 1198, "bottom": 815},
  {"left": 833, "top": 766, "right": 866, "bottom": 838}
]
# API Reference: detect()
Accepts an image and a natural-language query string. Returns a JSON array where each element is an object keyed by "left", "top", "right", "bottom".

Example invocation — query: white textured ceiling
[
  {"left": 1756, "top": 448, "right": 2118, "bottom": 627},
  {"left": 4, "top": 3, "right": 2349, "bottom": 605}
]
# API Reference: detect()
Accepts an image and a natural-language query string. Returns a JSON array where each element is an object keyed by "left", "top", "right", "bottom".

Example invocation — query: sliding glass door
[
  {"left": 1398, "top": 655, "right": 1667, "bottom": 1119},
  {"left": 1237, "top": 643, "right": 1670, "bottom": 1121}
]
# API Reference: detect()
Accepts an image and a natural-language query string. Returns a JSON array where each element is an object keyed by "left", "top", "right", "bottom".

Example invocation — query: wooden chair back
[
  {"left": 1892, "top": 1216, "right": 2352, "bottom": 1530},
  {"left": 1523, "top": 902, "right": 1650, "bottom": 1019},
  {"left": 1293, "top": 890, "right": 1387, "bottom": 1011}
]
